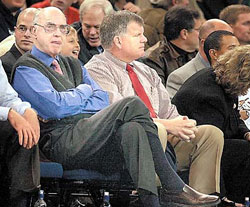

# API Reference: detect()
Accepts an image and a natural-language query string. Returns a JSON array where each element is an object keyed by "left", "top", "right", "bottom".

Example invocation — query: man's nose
[{"left": 89, "top": 27, "right": 97, "bottom": 35}]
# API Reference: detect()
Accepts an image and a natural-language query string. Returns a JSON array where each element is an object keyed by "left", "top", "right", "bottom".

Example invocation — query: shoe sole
[{"left": 161, "top": 199, "right": 221, "bottom": 207}]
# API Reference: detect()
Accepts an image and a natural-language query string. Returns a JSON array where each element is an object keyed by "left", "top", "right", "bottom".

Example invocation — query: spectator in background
[
  {"left": 31, "top": 0, "right": 79, "bottom": 24},
  {"left": 61, "top": 26, "right": 80, "bottom": 59},
  {"left": 0, "top": 0, "right": 26, "bottom": 41},
  {"left": 203, "top": 31, "right": 240, "bottom": 67},
  {"left": 172, "top": 45, "right": 250, "bottom": 205},
  {"left": 219, "top": 4, "right": 250, "bottom": 45},
  {"left": 166, "top": 19, "right": 234, "bottom": 98},
  {"left": 72, "top": 0, "right": 114, "bottom": 65},
  {"left": 0, "top": 8, "right": 38, "bottom": 81},
  {"left": 142, "top": 6, "right": 202, "bottom": 85},
  {"left": 138, "top": 0, "right": 190, "bottom": 49}
]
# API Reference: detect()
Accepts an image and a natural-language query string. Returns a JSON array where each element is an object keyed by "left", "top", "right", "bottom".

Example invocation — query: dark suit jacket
[
  {"left": 0, "top": 44, "right": 22, "bottom": 81},
  {"left": 172, "top": 68, "right": 249, "bottom": 139}
]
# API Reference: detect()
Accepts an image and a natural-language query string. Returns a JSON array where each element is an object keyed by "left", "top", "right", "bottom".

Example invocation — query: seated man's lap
[{"left": 169, "top": 125, "right": 223, "bottom": 171}]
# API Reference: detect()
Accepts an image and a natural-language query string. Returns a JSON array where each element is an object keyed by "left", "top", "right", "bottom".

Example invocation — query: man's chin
[{"left": 88, "top": 41, "right": 101, "bottom": 48}]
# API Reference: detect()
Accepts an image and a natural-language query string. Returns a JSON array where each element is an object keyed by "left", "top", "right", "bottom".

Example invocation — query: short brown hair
[
  {"left": 100, "top": 10, "right": 144, "bottom": 49},
  {"left": 214, "top": 45, "right": 250, "bottom": 96},
  {"left": 219, "top": 5, "right": 250, "bottom": 25}
]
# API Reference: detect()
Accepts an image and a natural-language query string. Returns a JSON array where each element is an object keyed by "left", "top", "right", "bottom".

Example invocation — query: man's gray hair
[
  {"left": 79, "top": 0, "right": 114, "bottom": 21},
  {"left": 100, "top": 10, "right": 144, "bottom": 49}
]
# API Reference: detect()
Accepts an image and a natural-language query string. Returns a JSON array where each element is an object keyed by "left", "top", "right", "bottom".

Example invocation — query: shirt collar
[
  {"left": 197, "top": 52, "right": 210, "bottom": 68},
  {"left": 31, "top": 46, "right": 59, "bottom": 67},
  {"left": 103, "top": 50, "right": 135, "bottom": 71}
]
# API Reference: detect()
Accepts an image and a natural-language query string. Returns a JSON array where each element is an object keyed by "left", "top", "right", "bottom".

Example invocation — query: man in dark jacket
[
  {"left": 172, "top": 45, "right": 250, "bottom": 203},
  {"left": 142, "top": 6, "right": 202, "bottom": 85},
  {"left": 72, "top": 0, "right": 113, "bottom": 65},
  {"left": 0, "top": 8, "right": 37, "bottom": 81}
]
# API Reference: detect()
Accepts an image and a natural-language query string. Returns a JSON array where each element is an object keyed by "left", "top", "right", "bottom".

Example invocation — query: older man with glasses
[{"left": 0, "top": 8, "right": 38, "bottom": 81}]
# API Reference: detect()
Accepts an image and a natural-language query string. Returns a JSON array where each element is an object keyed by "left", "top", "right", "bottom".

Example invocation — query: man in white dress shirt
[{"left": 0, "top": 60, "right": 39, "bottom": 206}]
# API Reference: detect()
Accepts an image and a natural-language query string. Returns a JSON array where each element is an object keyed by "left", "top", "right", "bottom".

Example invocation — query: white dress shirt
[{"left": 0, "top": 60, "right": 30, "bottom": 121}]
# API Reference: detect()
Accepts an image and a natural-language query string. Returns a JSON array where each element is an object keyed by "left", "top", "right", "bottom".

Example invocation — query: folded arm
[{"left": 12, "top": 66, "right": 109, "bottom": 120}]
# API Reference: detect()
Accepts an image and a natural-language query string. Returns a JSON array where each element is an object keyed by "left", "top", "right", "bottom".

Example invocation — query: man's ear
[
  {"left": 200, "top": 38, "right": 205, "bottom": 47},
  {"left": 30, "top": 26, "right": 36, "bottom": 35},
  {"left": 30, "top": 26, "right": 38, "bottom": 38},
  {"left": 172, "top": 0, "right": 179, "bottom": 6},
  {"left": 209, "top": 49, "right": 218, "bottom": 61},
  {"left": 114, "top": 36, "right": 122, "bottom": 49},
  {"left": 180, "top": 29, "right": 188, "bottom": 40},
  {"left": 14, "top": 26, "right": 17, "bottom": 37}
]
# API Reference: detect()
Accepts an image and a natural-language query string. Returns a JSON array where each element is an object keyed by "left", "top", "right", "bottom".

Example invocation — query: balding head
[
  {"left": 15, "top": 8, "right": 39, "bottom": 53},
  {"left": 199, "top": 19, "right": 233, "bottom": 40},
  {"left": 32, "top": 7, "right": 69, "bottom": 58},
  {"left": 34, "top": 7, "right": 67, "bottom": 25},
  {"left": 17, "top": 8, "right": 38, "bottom": 25},
  {"left": 198, "top": 19, "right": 234, "bottom": 61}
]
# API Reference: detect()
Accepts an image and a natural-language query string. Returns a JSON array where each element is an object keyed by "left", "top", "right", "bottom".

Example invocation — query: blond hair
[{"left": 214, "top": 45, "right": 250, "bottom": 96}]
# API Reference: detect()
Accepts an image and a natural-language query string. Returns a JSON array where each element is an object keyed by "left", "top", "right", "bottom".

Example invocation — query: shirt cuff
[
  {"left": 0, "top": 106, "right": 11, "bottom": 121},
  {"left": 12, "top": 102, "right": 31, "bottom": 116}
]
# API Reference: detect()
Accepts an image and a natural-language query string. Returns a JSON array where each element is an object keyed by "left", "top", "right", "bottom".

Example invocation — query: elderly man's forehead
[{"left": 37, "top": 8, "right": 67, "bottom": 23}]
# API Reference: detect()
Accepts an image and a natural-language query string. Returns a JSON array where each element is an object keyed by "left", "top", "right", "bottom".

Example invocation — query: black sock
[{"left": 146, "top": 132, "right": 185, "bottom": 192}]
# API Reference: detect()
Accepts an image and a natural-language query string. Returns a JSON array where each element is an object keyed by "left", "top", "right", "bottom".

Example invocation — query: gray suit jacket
[{"left": 166, "top": 52, "right": 209, "bottom": 99}]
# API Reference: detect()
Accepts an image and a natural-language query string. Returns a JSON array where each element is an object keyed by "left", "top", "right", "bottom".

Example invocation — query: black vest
[{"left": 12, "top": 52, "right": 83, "bottom": 91}]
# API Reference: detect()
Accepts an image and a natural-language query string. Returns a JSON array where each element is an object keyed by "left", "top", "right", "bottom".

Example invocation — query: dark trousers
[
  {"left": 44, "top": 97, "right": 184, "bottom": 195},
  {"left": 0, "top": 120, "right": 40, "bottom": 207},
  {"left": 222, "top": 139, "right": 250, "bottom": 203},
  {"left": 0, "top": 121, "right": 14, "bottom": 206}
]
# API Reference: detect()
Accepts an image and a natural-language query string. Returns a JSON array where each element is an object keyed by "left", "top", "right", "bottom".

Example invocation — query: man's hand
[
  {"left": 8, "top": 108, "right": 39, "bottom": 149},
  {"left": 154, "top": 116, "right": 198, "bottom": 142},
  {"left": 123, "top": 2, "right": 141, "bottom": 14},
  {"left": 23, "top": 108, "right": 40, "bottom": 145}
]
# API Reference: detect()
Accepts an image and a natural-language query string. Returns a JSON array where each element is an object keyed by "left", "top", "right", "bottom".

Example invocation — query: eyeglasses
[
  {"left": 34, "top": 22, "right": 70, "bottom": 35},
  {"left": 15, "top": 25, "right": 32, "bottom": 33}
]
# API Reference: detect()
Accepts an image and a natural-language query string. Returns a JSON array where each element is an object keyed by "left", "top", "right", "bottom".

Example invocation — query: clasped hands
[{"left": 155, "top": 116, "right": 198, "bottom": 142}]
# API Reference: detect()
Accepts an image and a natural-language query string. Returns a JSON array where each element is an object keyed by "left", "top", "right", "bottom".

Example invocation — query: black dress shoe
[
  {"left": 218, "top": 197, "right": 237, "bottom": 207},
  {"left": 160, "top": 184, "right": 221, "bottom": 206}
]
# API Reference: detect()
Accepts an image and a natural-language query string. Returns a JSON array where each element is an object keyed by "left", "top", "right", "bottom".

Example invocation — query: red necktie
[
  {"left": 51, "top": 59, "right": 63, "bottom": 75},
  {"left": 126, "top": 64, "right": 157, "bottom": 118}
]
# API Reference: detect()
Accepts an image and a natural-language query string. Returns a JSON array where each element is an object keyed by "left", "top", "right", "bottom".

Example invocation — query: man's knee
[
  {"left": 121, "top": 96, "right": 144, "bottom": 106},
  {"left": 117, "top": 122, "right": 144, "bottom": 143},
  {"left": 196, "top": 125, "right": 224, "bottom": 148}
]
